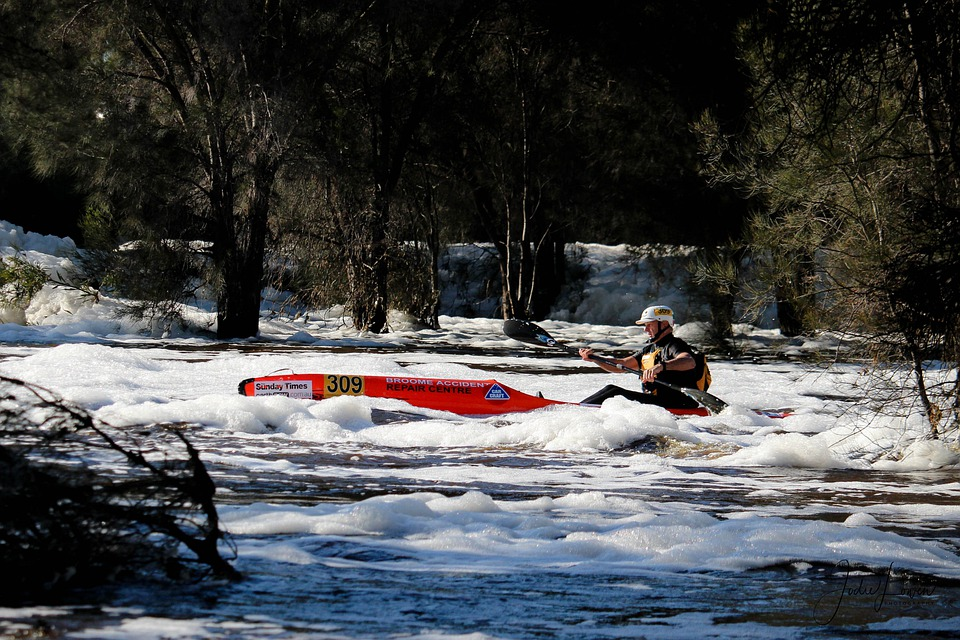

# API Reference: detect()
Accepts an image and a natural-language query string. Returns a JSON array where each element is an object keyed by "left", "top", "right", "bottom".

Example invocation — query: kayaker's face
[
  {"left": 642, "top": 321, "right": 658, "bottom": 338},
  {"left": 642, "top": 320, "right": 667, "bottom": 340}
]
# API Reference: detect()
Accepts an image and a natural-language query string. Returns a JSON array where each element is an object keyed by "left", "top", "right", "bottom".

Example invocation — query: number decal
[{"left": 323, "top": 375, "right": 365, "bottom": 397}]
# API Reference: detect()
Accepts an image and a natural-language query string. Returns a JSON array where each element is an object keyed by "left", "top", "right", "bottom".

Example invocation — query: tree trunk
[
  {"left": 529, "top": 230, "right": 565, "bottom": 320},
  {"left": 213, "top": 159, "right": 276, "bottom": 340},
  {"left": 909, "top": 344, "right": 940, "bottom": 439},
  {"left": 369, "top": 183, "right": 390, "bottom": 333}
]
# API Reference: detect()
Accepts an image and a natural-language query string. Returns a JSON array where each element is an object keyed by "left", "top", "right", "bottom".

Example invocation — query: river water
[{"left": 2, "top": 332, "right": 960, "bottom": 639}]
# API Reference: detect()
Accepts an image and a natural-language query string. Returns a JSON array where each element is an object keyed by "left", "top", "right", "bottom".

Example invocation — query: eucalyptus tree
[
  {"left": 698, "top": 0, "right": 960, "bottom": 436},
  {"left": 426, "top": 2, "right": 590, "bottom": 321},
  {"left": 0, "top": 0, "right": 353, "bottom": 338},
  {"left": 330, "top": 0, "right": 490, "bottom": 333},
  {"left": 259, "top": 0, "right": 491, "bottom": 333}
]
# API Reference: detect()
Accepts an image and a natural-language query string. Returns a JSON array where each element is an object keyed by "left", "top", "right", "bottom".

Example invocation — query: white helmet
[{"left": 636, "top": 305, "right": 675, "bottom": 327}]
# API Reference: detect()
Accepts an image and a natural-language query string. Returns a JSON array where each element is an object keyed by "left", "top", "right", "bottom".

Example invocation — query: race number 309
[{"left": 323, "top": 375, "right": 365, "bottom": 396}]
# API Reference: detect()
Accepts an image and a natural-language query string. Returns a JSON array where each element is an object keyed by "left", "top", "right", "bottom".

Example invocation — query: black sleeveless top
[{"left": 634, "top": 335, "right": 701, "bottom": 394}]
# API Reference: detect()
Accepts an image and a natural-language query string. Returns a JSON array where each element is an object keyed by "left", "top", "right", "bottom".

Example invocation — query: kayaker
[{"left": 578, "top": 305, "right": 709, "bottom": 409}]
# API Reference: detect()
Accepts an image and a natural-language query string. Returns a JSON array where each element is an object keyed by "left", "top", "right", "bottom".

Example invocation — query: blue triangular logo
[{"left": 485, "top": 383, "right": 510, "bottom": 401}]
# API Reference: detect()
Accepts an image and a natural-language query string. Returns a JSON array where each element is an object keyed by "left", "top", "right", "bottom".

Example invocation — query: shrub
[{"left": 0, "top": 376, "right": 240, "bottom": 604}]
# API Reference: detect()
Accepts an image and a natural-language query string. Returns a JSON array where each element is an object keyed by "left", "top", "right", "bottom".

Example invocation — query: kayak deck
[{"left": 237, "top": 372, "right": 714, "bottom": 417}]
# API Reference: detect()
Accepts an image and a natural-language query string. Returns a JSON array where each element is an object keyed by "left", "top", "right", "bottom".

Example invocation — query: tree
[
  {"left": 331, "top": 0, "right": 489, "bottom": 332},
  {"left": 698, "top": 0, "right": 960, "bottom": 436},
  {"left": 431, "top": 3, "right": 579, "bottom": 320},
  {"left": 0, "top": 0, "right": 347, "bottom": 339}
]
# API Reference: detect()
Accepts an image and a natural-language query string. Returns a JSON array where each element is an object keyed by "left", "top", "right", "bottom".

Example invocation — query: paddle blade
[
  {"left": 503, "top": 319, "right": 558, "bottom": 348},
  {"left": 680, "top": 388, "right": 727, "bottom": 414}
]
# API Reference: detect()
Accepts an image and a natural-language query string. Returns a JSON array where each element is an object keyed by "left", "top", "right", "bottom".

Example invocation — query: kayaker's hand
[
  {"left": 579, "top": 348, "right": 594, "bottom": 361},
  {"left": 642, "top": 363, "right": 665, "bottom": 383}
]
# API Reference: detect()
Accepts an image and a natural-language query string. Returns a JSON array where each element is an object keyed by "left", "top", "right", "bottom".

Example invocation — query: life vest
[
  {"left": 641, "top": 348, "right": 712, "bottom": 392},
  {"left": 640, "top": 350, "right": 659, "bottom": 371},
  {"left": 693, "top": 352, "right": 712, "bottom": 392}
]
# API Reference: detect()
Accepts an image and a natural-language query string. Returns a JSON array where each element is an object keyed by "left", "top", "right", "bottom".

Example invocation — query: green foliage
[
  {"left": 0, "top": 0, "right": 760, "bottom": 335},
  {"left": 68, "top": 204, "right": 207, "bottom": 332},
  {"left": 0, "top": 254, "right": 47, "bottom": 309},
  {"left": 698, "top": 0, "right": 960, "bottom": 436},
  {"left": 0, "top": 0, "right": 323, "bottom": 338},
  {"left": 78, "top": 202, "right": 119, "bottom": 253},
  {"left": 690, "top": 246, "right": 744, "bottom": 351}
]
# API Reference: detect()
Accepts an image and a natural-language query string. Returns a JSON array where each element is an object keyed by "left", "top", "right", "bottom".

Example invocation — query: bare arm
[
  {"left": 580, "top": 347, "right": 695, "bottom": 381},
  {"left": 578, "top": 348, "right": 639, "bottom": 373}
]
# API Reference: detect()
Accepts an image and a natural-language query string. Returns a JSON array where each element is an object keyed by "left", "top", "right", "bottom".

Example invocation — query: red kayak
[{"left": 238, "top": 373, "right": 716, "bottom": 417}]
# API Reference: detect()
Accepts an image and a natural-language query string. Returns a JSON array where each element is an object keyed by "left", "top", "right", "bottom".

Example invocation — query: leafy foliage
[
  {"left": 0, "top": 0, "right": 330, "bottom": 338},
  {"left": 698, "top": 0, "right": 960, "bottom": 435},
  {"left": 0, "top": 254, "right": 47, "bottom": 309},
  {"left": 0, "top": 0, "right": 756, "bottom": 335}
]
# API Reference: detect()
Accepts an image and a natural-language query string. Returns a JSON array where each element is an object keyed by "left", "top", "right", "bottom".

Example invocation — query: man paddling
[{"left": 578, "top": 305, "right": 710, "bottom": 409}]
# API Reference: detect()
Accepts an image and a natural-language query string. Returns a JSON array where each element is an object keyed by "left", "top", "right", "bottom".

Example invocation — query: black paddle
[{"left": 502, "top": 318, "right": 728, "bottom": 414}]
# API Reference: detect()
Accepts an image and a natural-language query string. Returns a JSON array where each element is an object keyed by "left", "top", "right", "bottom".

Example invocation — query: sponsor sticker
[
  {"left": 253, "top": 380, "right": 313, "bottom": 399},
  {"left": 484, "top": 383, "right": 510, "bottom": 401}
]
